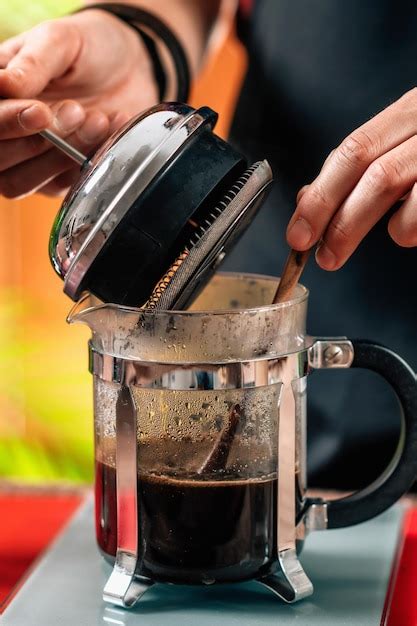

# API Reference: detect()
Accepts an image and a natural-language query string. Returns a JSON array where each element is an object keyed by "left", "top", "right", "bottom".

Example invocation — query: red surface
[
  {"left": 0, "top": 493, "right": 417, "bottom": 622},
  {"left": 385, "top": 508, "right": 417, "bottom": 626},
  {"left": 0, "top": 491, "right": 82, "bottom": 611}
]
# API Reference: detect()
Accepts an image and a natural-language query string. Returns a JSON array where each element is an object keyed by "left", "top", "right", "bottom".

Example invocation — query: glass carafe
[{"left": 69, "top": 273, "right": 417, "bottom": 609}]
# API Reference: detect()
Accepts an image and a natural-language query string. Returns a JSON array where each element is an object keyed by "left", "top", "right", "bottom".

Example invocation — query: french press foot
[
  {"left": 102, "top": 553, "right": 314, "bottom": 610},
  {"left": 257, "top": 548, "right": 313, "bottom": 603},
  {"left": 101, "top": 387, "right": 155, "bottom": 609},
  {"left": 255, "top": 358, "right": 314, "bottom": 604},
  {"left": 103, "top": 567, "right": 154, "bottom": 609}
]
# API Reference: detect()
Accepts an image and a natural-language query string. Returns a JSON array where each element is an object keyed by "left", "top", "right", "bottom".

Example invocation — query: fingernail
[
  {"left": 287, "top": 218, "right": 313, "bottom": 248},
  {"left": 19, "top": 104, "right": 49, "bottom": 130},
  {"left": 54, "top": 102, "right": 85, "bottom": 132},
  {"left": 316, "top": 243, "right": 337, "bottom": 269}
]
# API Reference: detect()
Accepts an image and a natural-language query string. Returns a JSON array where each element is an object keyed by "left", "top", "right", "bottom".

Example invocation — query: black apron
[{"left": 224, "top": 0, "right": 417, "bottom": 489}]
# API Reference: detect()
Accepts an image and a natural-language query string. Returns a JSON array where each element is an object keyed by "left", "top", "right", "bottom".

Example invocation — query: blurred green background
[
  {"left": 0, "top": 1, "right": 80, "bottom": 40},
  {"left": 0, "top": 0, "right": 91, "bottom": 485},
  {"left": 0, "top": 0, "right": 245, "bottom": 485}
]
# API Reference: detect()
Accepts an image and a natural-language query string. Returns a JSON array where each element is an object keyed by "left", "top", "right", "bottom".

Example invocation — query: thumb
[{"left": 0, "top": 21, "right": 82, "bottom": 99}]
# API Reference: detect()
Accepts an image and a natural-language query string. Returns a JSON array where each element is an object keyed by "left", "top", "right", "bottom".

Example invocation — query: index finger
[
  {"left": 0, "top": 21, "right": 81, "bottom": 99},
  {"left": 287, "top": 88, "right": 417, "bottom": 250},
  {"left": 0, "top": 35, "right": 23, "bottom": 68}
]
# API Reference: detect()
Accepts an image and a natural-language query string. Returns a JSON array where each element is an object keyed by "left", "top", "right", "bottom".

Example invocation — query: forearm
[{"left": 83, "top": 0, "right": 222, "bottom": 75}]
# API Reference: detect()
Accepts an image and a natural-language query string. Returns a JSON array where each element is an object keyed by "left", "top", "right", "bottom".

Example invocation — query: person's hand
[
  {"left": 0, "top": 9, "right": 158, "bottom": 198},
  {"left": 286, "top": 88, "right": 417, "bottom": 269}
]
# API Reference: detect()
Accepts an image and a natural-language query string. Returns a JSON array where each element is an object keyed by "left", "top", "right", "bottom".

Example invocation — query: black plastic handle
[{"left": 312, "top": 339, "right": 417, "bottom": 529}]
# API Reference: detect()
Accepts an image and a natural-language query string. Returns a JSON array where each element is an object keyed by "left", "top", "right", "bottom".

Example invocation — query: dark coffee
[{"left": 95, "top": 439, "right": 279, "bottom": 583}]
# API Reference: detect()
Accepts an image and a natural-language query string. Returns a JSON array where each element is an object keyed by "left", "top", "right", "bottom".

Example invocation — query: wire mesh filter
[{"left": 145, "top": 160, "right": 273, "bottom": 310}]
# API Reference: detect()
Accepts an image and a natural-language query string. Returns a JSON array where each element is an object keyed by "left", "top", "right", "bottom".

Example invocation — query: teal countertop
[{"left": 1, "top": 497, "right": 402, "bottom": 625}]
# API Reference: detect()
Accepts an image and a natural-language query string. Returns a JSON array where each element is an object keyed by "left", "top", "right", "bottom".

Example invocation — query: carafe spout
[{"left": 66, "top": 293, "right": 104, "bottom": 328}]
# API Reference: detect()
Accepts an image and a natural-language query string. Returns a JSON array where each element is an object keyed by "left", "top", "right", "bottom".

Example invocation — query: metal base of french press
[
  {"left": 257, "top": 548, "right": 314, "bottom": 603},
  {"left": 102, "top": 549, "right": 313, "bottom": 610},
  {"left": 102, "top": 387, "right": 156, "bottom": 609}
]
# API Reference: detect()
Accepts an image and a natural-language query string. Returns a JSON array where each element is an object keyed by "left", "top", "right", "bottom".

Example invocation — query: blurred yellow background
[{"left": 0, "top": 2, "right": 246, "bottom": 481}]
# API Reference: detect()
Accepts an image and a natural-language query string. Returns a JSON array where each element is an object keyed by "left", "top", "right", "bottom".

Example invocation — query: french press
[{"left": 49, "top": 103, "right": 417, "bottom": 608}]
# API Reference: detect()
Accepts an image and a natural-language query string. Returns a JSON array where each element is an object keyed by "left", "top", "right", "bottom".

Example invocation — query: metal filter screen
[{"left": 145, "top": 160, "right": 272, "bottom": 311}]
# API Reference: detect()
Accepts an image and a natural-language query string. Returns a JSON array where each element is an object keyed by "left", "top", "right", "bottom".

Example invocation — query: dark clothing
[{"left": 225, "top": 0, "right": 417, "bottom": 489}]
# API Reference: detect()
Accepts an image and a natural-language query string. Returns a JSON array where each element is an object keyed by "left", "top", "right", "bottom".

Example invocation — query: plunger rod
[
  {"left": 40, "top": 129, "right": 89, "bottom": 166},
  {"left": 0, "top": 95, "right": 89, "bottom": 166}
]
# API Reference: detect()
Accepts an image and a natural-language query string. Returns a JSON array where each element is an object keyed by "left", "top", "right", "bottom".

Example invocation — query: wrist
[
  {"left": 69, "top": 7, "right": 159, "bottom": 100},
  {"left": 76, "top": 4, "right": 190, "bottom": 101}
]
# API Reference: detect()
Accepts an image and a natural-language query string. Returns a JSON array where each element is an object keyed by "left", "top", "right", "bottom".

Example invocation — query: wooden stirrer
[{"left": 272, "top": 249, "right": 311, "bottom": 304}]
